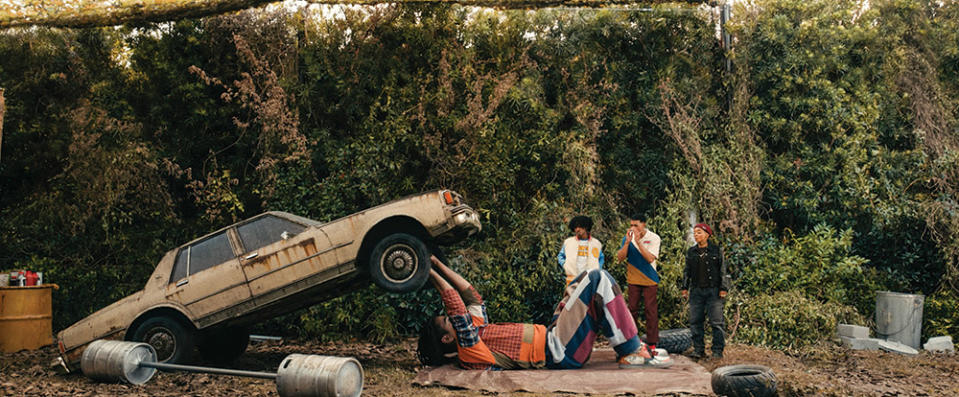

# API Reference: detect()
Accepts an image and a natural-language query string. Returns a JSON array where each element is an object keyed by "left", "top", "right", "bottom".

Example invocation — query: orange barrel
[{"left": 0, "top": 284, "right": 57, "bottom": 352}]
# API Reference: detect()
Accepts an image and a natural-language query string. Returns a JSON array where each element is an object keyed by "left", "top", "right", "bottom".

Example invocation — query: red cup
[{"left": 25, "top": 271, "right": 39, "bottom": 286}]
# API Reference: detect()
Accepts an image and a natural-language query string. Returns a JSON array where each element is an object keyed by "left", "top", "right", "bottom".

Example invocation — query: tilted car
[{"left": 56, "top": 190, "right": 481, "bottom": 372}]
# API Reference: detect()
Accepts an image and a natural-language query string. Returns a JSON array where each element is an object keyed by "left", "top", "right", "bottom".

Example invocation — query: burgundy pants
[{"left": 626, "top": 284, "right": 659, "bottom": 345}]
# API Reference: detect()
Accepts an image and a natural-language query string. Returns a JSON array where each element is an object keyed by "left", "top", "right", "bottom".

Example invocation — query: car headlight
[{"left": 454, "top": 212, "right": 470, "bottom": 224}]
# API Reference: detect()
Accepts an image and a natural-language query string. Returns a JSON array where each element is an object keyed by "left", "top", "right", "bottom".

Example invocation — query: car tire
[
  {"left": 198, "top": 327, "right": 249, "bottom": 365},
  {"left": 369, "top": 232, "right": 430, "bottom": 293},
  {"left": 641, "top": 328, "right": 693, "bottom": 354},
  {"left": 711, "top": 364, "right": 778, "bottom": 397},
  {"left": 130, "top": 316, "right": 196, "bottom": 364}
]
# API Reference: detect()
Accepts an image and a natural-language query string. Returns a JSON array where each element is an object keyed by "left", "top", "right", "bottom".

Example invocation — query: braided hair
[{"left": 416, "top": 316, "right": 457, "bottom": 366}]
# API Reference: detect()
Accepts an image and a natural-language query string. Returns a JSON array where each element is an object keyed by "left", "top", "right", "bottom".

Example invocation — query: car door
[
  {"left": 236, "top": 214, "right": 336, "bottom": 306},
  {"left": 166, "top": 231, "right": 253, "bottom": 327}
]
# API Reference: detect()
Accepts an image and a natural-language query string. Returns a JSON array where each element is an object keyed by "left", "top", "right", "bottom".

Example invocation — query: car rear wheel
[
  {"left": 130, "top": 316, "right": 196, "bottom": 364},
  {"left": 369, "top": 233, "right": 430, "bottom": 293}
]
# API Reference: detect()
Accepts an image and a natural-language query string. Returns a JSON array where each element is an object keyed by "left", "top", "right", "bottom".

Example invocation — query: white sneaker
[{"left": 618, "top": 351, "right": 673, "bottom": 369}]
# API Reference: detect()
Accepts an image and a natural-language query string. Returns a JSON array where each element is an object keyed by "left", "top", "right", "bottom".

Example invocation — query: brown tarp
[{"left": 413, "top": 348, "right": 713, "bottom": 395}]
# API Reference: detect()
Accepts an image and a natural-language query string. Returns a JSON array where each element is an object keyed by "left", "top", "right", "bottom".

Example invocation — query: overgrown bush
[
  {"left": 923, "top": 288, "right": 959, "bottom": 343},
  {"left": 731, "top": 224, "right": 883, "bottom": 315},
  {"left": 731, "top": 291, "right": 866, "bottom": 351}
]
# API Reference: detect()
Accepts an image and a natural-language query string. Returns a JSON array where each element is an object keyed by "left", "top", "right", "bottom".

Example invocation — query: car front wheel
[
  {"left": 369, "top": 233, "right": 430, "bottom": 293},
  {"left": 129, "top": 316, "right": 196, "bottom": 364}
]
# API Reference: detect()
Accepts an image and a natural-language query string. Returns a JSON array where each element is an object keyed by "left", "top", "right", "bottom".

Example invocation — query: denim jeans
[{"left": 688, "top": 287, "right": 725, "bottom": 354}]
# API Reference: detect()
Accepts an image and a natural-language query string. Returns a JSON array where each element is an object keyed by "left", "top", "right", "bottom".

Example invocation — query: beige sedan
[{"left": 56, "top": 190, "right": 481, "bottom": 372}]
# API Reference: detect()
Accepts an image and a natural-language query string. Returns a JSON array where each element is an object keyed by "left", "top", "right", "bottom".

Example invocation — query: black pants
[{"left": 688, "top": 287, "right": 725, "bottom": 354}]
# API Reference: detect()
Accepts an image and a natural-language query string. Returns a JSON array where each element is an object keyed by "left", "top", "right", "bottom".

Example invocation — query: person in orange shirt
[
  {"left": 616, "top": 213, "right": 662, "bottom": 354},
  {"left": 417, "top": 255, "right": 672, "bottom": 370}
]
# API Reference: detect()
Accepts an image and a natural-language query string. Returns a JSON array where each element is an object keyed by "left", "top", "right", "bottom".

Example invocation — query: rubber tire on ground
[
  {"left": 641, "top": 328, "right": 693, "bottom": 354},
  {"left": 198, "top": 327, "right": 249, "bottom": 365},
  {"left": 369, "top": 232, "right": 430, "bottom": 293},
  {"left": 711, "top": 364, "right": 777, "bottom": 397},
  {"left": 129, "top": 316, "right": 196, "bottom": 364}
]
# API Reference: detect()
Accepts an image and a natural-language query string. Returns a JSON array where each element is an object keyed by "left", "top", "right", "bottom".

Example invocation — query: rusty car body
[{"left": 56, "top": 189, "right": 481, "bottom": 372}]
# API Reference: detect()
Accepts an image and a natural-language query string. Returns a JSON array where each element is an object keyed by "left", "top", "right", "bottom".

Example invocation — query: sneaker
[
  {"left": 711, "top": 351, "right": 723, "bottom": 359},
  {"left": 647, "top": 344, "right": 658, "bottom": 356},
  {"left": 688, "top": 350, "right": 705, "bottom": 359},
  {"left": 618, "top": 350, "right": 673, "bottom": 369}
]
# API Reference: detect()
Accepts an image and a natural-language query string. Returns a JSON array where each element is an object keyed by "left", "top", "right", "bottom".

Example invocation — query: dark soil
[{"left": 1, "top": 339, "right": 957, "bottom": 396}]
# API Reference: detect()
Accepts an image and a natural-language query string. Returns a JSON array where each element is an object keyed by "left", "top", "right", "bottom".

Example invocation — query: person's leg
[
  {"left": 546, "top": 270, "right": 640, "bottom": 369},
  {"left": 688, "top": 288, "right": 707, "bottom": 357},
  {"left": 626, "top": 284, "right": 642, "bottom": 330},
  {"left": 706, "top": 289, "right": 726, "bottom": 357},
  {"left": 642, "top": 284, "right": 659, "bottom": 346}
]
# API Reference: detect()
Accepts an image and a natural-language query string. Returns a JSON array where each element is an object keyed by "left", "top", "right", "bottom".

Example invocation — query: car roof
[{"left": 177, "top": 211, "right": 322, "bottom": 249}]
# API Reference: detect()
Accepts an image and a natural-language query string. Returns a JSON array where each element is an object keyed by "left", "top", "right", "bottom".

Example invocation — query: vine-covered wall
[{"left": 1, "top": 0, "right": 956, "bottom": 351}]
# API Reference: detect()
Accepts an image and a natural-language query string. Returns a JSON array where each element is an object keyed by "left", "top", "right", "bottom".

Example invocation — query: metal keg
[
  {"left": 80, "top": 339, "right": 158, "bottom": 385},
  {"left": 276, "top": 354, "right": 363, "bottom": 397}
]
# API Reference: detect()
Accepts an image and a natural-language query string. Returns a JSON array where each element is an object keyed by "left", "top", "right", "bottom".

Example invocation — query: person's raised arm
[
  {"left": 429, "top": 268, "right": 454, "bottom": 292},
  {"left": 431, "top": 255, "right": 472, "bottom": 292},
  {"left": 616, "top": 231, "right": 632, "bottom": 262}
]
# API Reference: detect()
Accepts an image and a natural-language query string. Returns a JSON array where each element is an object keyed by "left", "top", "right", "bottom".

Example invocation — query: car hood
[{"left": 57, "top": 290, "right": 146, "bottom": 350}]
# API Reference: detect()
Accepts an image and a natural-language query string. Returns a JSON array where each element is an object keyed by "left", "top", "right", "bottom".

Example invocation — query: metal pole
[
  {"left": 721, "top": 2, "right": 731, "bottom": 73},
  {"left": 140, "top": 361, "right": 278, "bottom": 380}
]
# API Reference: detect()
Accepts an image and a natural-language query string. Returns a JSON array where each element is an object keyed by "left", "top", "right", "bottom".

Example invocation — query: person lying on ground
[{"left": 417, "top": 255, "right": 672, "bottom": 370}]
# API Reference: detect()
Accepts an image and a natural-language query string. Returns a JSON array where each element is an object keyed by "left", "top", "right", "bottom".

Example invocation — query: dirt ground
[{"left": 1, "top": 338, "right": 957, "bottom": 396}]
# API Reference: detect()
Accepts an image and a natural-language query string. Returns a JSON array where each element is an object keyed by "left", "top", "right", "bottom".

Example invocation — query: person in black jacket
[{"left": 681, "top": 223, "right": 731, "bottom": 359}]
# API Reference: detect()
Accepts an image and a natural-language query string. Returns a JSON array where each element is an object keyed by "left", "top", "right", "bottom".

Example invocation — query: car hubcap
[
  {"left": 381, "top": 244, "right": 417, "bottom": 283},
  {"left": 145, "top": 326, "right": 177, "bottom": 362}
]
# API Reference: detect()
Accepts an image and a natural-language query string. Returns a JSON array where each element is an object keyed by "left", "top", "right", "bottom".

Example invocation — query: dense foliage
[{"left": 1, "top": 0, "right": 957, "bottom": 350}]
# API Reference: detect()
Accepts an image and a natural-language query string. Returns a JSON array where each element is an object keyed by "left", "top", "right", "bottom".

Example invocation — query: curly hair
[
  {"left": 568, "top": 215, "right": 593, "bottom": 233},
  {"left": 416, "top": 317, "right": 457, "bottom": 366}
]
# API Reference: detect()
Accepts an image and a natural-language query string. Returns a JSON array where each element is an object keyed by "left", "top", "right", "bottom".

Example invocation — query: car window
[
  {"left": 237, "top": 215, "right": 307, "bottom": 253},
  {"left": 171, "top": 248, "right": 189, "bottom": 282},
  {"left": 189, "top": 233, "right": 235, "bottom": 274}
]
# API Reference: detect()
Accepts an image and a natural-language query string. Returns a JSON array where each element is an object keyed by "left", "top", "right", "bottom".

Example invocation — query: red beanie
[{"left": 694, "top": 223, "right": 713, "bottom": 236}]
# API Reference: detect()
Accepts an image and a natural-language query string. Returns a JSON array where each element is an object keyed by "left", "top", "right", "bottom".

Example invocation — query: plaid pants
[{"left": 545, "top": 269, "right": 641, "bottom": 369}]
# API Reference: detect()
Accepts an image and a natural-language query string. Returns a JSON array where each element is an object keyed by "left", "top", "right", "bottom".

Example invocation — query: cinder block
[
  {"left": 837, "top": 324, "right": 870, "bottom": 339},
  {"left": 841, "top": 336, "right": 881, "bottom": 350},
  {"left": 923, "top": 336, "right": 955, "bottom": 352},
  {"left": 879, "top": 339, "right": 919, "bottom": 356}
]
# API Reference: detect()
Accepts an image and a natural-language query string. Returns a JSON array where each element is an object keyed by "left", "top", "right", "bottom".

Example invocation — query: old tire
[
  {"left": 711, "top": 364, "right": 777, "bottom": 397},
  {"left": 642, "top": 328, "right": 692, "bottom": 354},
  {"left": 130, "top": 316, "right": 196, "bottom": 364},
  {"left": 199, "top": 327, "right": 249, "bottom": 365},
  {"left": 369, "top": 233, "right": 430, "bottom": 293}
]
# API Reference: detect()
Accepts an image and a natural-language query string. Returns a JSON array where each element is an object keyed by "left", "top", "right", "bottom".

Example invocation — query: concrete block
[
  {"left": 840, "top": 336, "right": 881, "bottom": 350},
  {"left": 878, "top": 339, "right": 919, "bottom": 356},
  {"left": 837, "top": 324, "right": 870, "bottom": 339},
  {"left": 923, "top": 336, "right": 955, "bottom": 352}
]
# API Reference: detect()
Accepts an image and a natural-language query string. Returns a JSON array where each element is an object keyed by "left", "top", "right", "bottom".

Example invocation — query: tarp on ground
[{"left": 413, "top": 348, "right": 713, "bottom": 395}]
